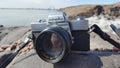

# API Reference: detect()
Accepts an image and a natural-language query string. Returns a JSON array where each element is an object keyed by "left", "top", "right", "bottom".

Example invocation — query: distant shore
[{"left": 0, "top": 8, "right": 56, "bottom": 10}]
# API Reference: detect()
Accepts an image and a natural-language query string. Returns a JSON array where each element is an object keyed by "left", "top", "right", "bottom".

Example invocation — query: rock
[
  {"left": 29, "top": 43, "right": 34, "bottom": 50},
  {"left": 93, "top": 5, "right": 104, "bottom": 16},
  {"left": 0, "top": 25, "right": 3, "bottom": 27},
  {"left": 0, "top": 48, "right": 4, "bottom": 52},
  {"left": 110, "top": 7, "right": 120, "bottom": 17},
  {"left": 5, "top": 47, "right": 11, "bottom": 51},
  {"left": 1, "top": 45, "right": 10, "bottom": 50},
  {"left": 10, "top": 45, "right": 17, "bottom": 51},
  {"left": 0, "top": 44, "right": 17, "bottom": 52}
]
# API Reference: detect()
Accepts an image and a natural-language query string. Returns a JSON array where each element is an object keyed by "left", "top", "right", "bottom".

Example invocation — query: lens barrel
[{"left": 35, "top": 27, "right": 72, "bottom": 63}]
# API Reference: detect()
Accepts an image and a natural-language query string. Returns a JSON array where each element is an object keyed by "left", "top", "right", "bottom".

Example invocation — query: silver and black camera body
[{"left": 31, "top": 11, "right": 90, "bottom": 63}]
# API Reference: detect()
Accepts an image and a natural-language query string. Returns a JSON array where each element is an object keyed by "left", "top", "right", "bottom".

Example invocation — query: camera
[{"left": 31, "top": 11, "right": 90, "bottom": 63}]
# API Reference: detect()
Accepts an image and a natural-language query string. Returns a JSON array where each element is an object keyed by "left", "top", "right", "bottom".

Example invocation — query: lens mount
[{"left": 35, "top": 27, "right": 72, "bottom": 63}]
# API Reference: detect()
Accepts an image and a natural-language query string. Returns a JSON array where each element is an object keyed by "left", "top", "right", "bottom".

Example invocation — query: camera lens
[
  {"left": 35, "top": 27, "right": 72, "bottom": 63},
  {"left": 40, "top": 32, "right": 63, "bottom": 59}
]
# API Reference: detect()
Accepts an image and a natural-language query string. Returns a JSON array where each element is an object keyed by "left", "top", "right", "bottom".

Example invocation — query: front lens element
[{"left": 40, "top": 32, "right": 63, "bottom": 60}]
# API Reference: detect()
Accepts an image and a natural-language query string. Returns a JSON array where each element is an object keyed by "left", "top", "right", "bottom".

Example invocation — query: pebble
[
  {"left": 1, "top": 45, "right": 10, "bottom": 50},
  {"left": 0, "top": 48, "right": 4, "bottom": 52},
  {"left": 5, "top": 47, "right": 11, "bottom": 51}
]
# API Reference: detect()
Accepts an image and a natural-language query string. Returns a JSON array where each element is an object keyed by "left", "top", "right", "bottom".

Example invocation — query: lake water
[{"left": 0, "top": 9, "right": 54, "bottom": 26}]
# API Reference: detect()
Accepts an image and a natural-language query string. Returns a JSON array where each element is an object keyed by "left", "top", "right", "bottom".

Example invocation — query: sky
[{"left": 0, "top": 0, "right": 120, "bottom": 9}]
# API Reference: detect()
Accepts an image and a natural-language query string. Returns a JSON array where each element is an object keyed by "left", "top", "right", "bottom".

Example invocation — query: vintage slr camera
[{"left": 31, "top": 11, "right": 90, "bottom": 63}]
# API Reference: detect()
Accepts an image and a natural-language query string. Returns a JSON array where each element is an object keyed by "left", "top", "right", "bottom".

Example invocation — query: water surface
[{"left": 0, "top": 9, "right": 54, "bottom": 26}]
